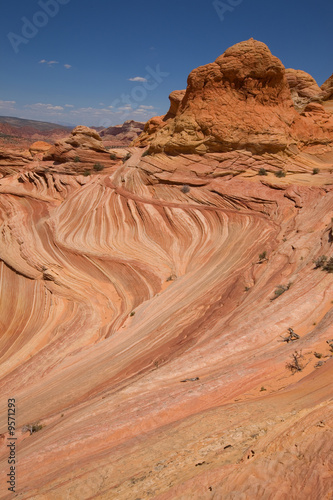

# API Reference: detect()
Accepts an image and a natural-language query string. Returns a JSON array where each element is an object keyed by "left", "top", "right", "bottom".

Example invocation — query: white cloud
[
  {"left": 64, "top": 64, "right": 72, "bottom": 69},
  {"left": 128, "top": 76, "right": 148, "bottom": 82},
  {"left": 118, "top": 105, "right": 133, "bottom": 111},
  {"left": 25, "top": 103, "right": 64, "bottom": 113},
  {"left": 39, "top": 60, "right": 59, "bottom": 65},
  {"left": 139, "top": 105, "right": 154, "bottom": 110},
  {"left": 0, "top": 100, "right": 16, "bottom": 110},
  {"left": 65, "top": 104, "right": 74, "bottom": 108}
]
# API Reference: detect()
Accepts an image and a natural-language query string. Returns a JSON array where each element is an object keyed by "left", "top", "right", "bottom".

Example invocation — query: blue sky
[{"left": 1, "top": 0, "right": 332, "bottom": 127}]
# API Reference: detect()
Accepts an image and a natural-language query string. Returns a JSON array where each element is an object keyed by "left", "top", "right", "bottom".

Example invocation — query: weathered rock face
[
  {"left": 29, "top": 141, "right": 52, "bottom": 155},
  {"left": 132, "top": 90, "right": 186, "bottom": 147},
  {"left": 138, "top": 39, "right": 333, "bottom": 155},
  {"left": 0, "top": 148, "right": 31, "bottom": 168},
  {"left": 44, "top": 125, "right": 113, "bottom": 165},
  {"left": 321, "top": 73, "right": 333, "bottom": 100},
  {"left": 286, "top": 68, "right": 324, "bottom": 110}
]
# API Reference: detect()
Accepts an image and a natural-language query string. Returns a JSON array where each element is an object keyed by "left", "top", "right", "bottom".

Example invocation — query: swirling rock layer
[{"left": 0, "top": 40, "right": 333, "bottom": 499}]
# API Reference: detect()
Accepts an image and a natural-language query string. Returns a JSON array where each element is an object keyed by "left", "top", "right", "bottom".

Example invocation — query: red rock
[
  {"left": 133, "top": 90, "right": 186, "bottom": 147},
  {"left": 139, "top": 39, "right": 333, "bottom": 155},
  {"left": 285, "top": 68, "right": 324, "bottom": 110},
  {"left": 44, "top": 125, "right": 113, "bottom": 166},
  {"left": 321, "top": 73, "right": 333, "bottom": 100},
  {"left": 29, "top": 141, "right": 52, "bottom": 155}
]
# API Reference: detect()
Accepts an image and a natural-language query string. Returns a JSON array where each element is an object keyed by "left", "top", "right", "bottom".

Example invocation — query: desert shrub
[
  {"left": 323, "top": 257, "right": 333, "bottom": 273},
  {"left": 273, "top": 282, "right": 291, "bottom": 298},
  {"left": 110, "top": 153, "right": 117, "bottom": 160},
  {"left": 313, "top": 255, "right": 327, "bottom": 269},
  {"left": 122, "top": 153, "right": 131, "bottom": 163},
  {"left": 274, "top": 287, "right": 285, "bottom": 297},
  {"left": 130, "top": 311, "right": 135, "bottom": 317},
  {"left": 22, "top": 422, "right": 43, "bottom": 435},
  {"left": 312, "top": 168, "right": 320, "bottom": 175},
  {"left": 83, "top": 170, "right": 91, "bottom": 176},
  {"left": 275, "top": 170, "right": 286, "bottom": 178},
  {"left": 286, "top": 351, "right": 304, "bottom": 373},
  {"left": 259, "top": 251, "right": 267, "bottom": 261},
  {"left": 181, "top": 184, "right": 190, "bottom": 194},
  {"left": 258, "top": 168, "right": 267, "bottom": 176},
  {"left": 142, "top": 150, "right": 150, "bottom": 157},
  {"left": 74, "top": 156, "right": 80, "bottom": 163},
  {"left": 93, "top": 163, "right": 104, "bottom": 171},
  {"left": 313, "top": 255, "right": 333, "bottom": 272}
]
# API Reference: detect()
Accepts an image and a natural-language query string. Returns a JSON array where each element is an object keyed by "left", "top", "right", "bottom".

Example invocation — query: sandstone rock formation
[
  {"left": 0, "top": 39, "right": 332, "bottom": 500},
  {"left": 0, "top": 148, "right": 31, "bottom": 169},
  {"left": 100, "top": 120, "right": 144, "bottom": 146},
  {"left": 44, "top": 125, "right": 118, "bottom": 169},
  {"left": 133, "top": 90, "right": 186, "bottom": 147},
  {"left": 29, "top": 141, "right": 52, "bottom": 156},
  {"left": 136, "top": 39, "right": 333, "bottom": 155},
  {"left": 321, "top": 73, "right": 333, "bottom": 100},
  {"left": 285, "top": 68, "right": 324, "bottom": 110}
]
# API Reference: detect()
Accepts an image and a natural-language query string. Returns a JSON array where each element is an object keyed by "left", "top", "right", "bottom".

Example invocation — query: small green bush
[
  {"left": 93, "top": 163, "right": 104, "bottom": 171},
  {"left": 324, "top": 257, "right": 333, "bottom": 273},
  {"left": 110, "top": 153, "right": 117, "bottom": 160},
  {"left": 273, "top": 282, "right": 291, "bottom": 299},
  {"left": 275, "top": 170, "right": 286, "bottom": 178},
  {"left": 142, "top": 150, "right": 150, "bottom": 157},
  {"left": 313, "top": 255, "right": 327, "bottom": 269},
  {"left": 74, "top": 156, "right": 80, "bottom": 163},
  {"left": 258, "top": 168, "right": 267, "bottom": 176},
  {"left": 130, "top": 311, "right": 135, "bottom": 317},
  {"left": 259, "top": 251, "right": 267, "bottom": 261},
  {"left": 83, "top": 170, "right": 91, "bottom": 176},
  {"left": 312, "top": 168, "right": 320, "bottom": 175}
]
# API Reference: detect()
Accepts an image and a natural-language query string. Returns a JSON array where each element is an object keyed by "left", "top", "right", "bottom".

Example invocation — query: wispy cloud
[
  {"left": 25, "top": 103, "right": 64, "bottom": 113},
  {"left": 0, "top": 100, "right": 16, "bottom": 109},
  {"left": 128, "top": 76, "right": 148, "bottom": 82},
  {"left": 39, "top": 60, "right": 59, "bottom": 66},
  {"left": 139, "top": 105, "right": 154, "bottom": 110},
  {"left": 64, "top": 64, "right": 72, "bottom": 69}
]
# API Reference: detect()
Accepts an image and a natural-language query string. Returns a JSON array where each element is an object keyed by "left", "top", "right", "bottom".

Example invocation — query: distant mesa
[
  {"left": 100, "top": 120, "right": 144, "bottom": 147},
  {"left": 134, "top": 38, "right": 333, "bottom": 155}
]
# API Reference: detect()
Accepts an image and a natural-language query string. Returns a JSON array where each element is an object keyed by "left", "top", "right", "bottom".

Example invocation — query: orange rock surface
[
  {"left": 135, "top": 39, "right": 333, "bottom": 155},
  {"left": 0, "top": 40, "right": 333, "bottom": 499}
]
